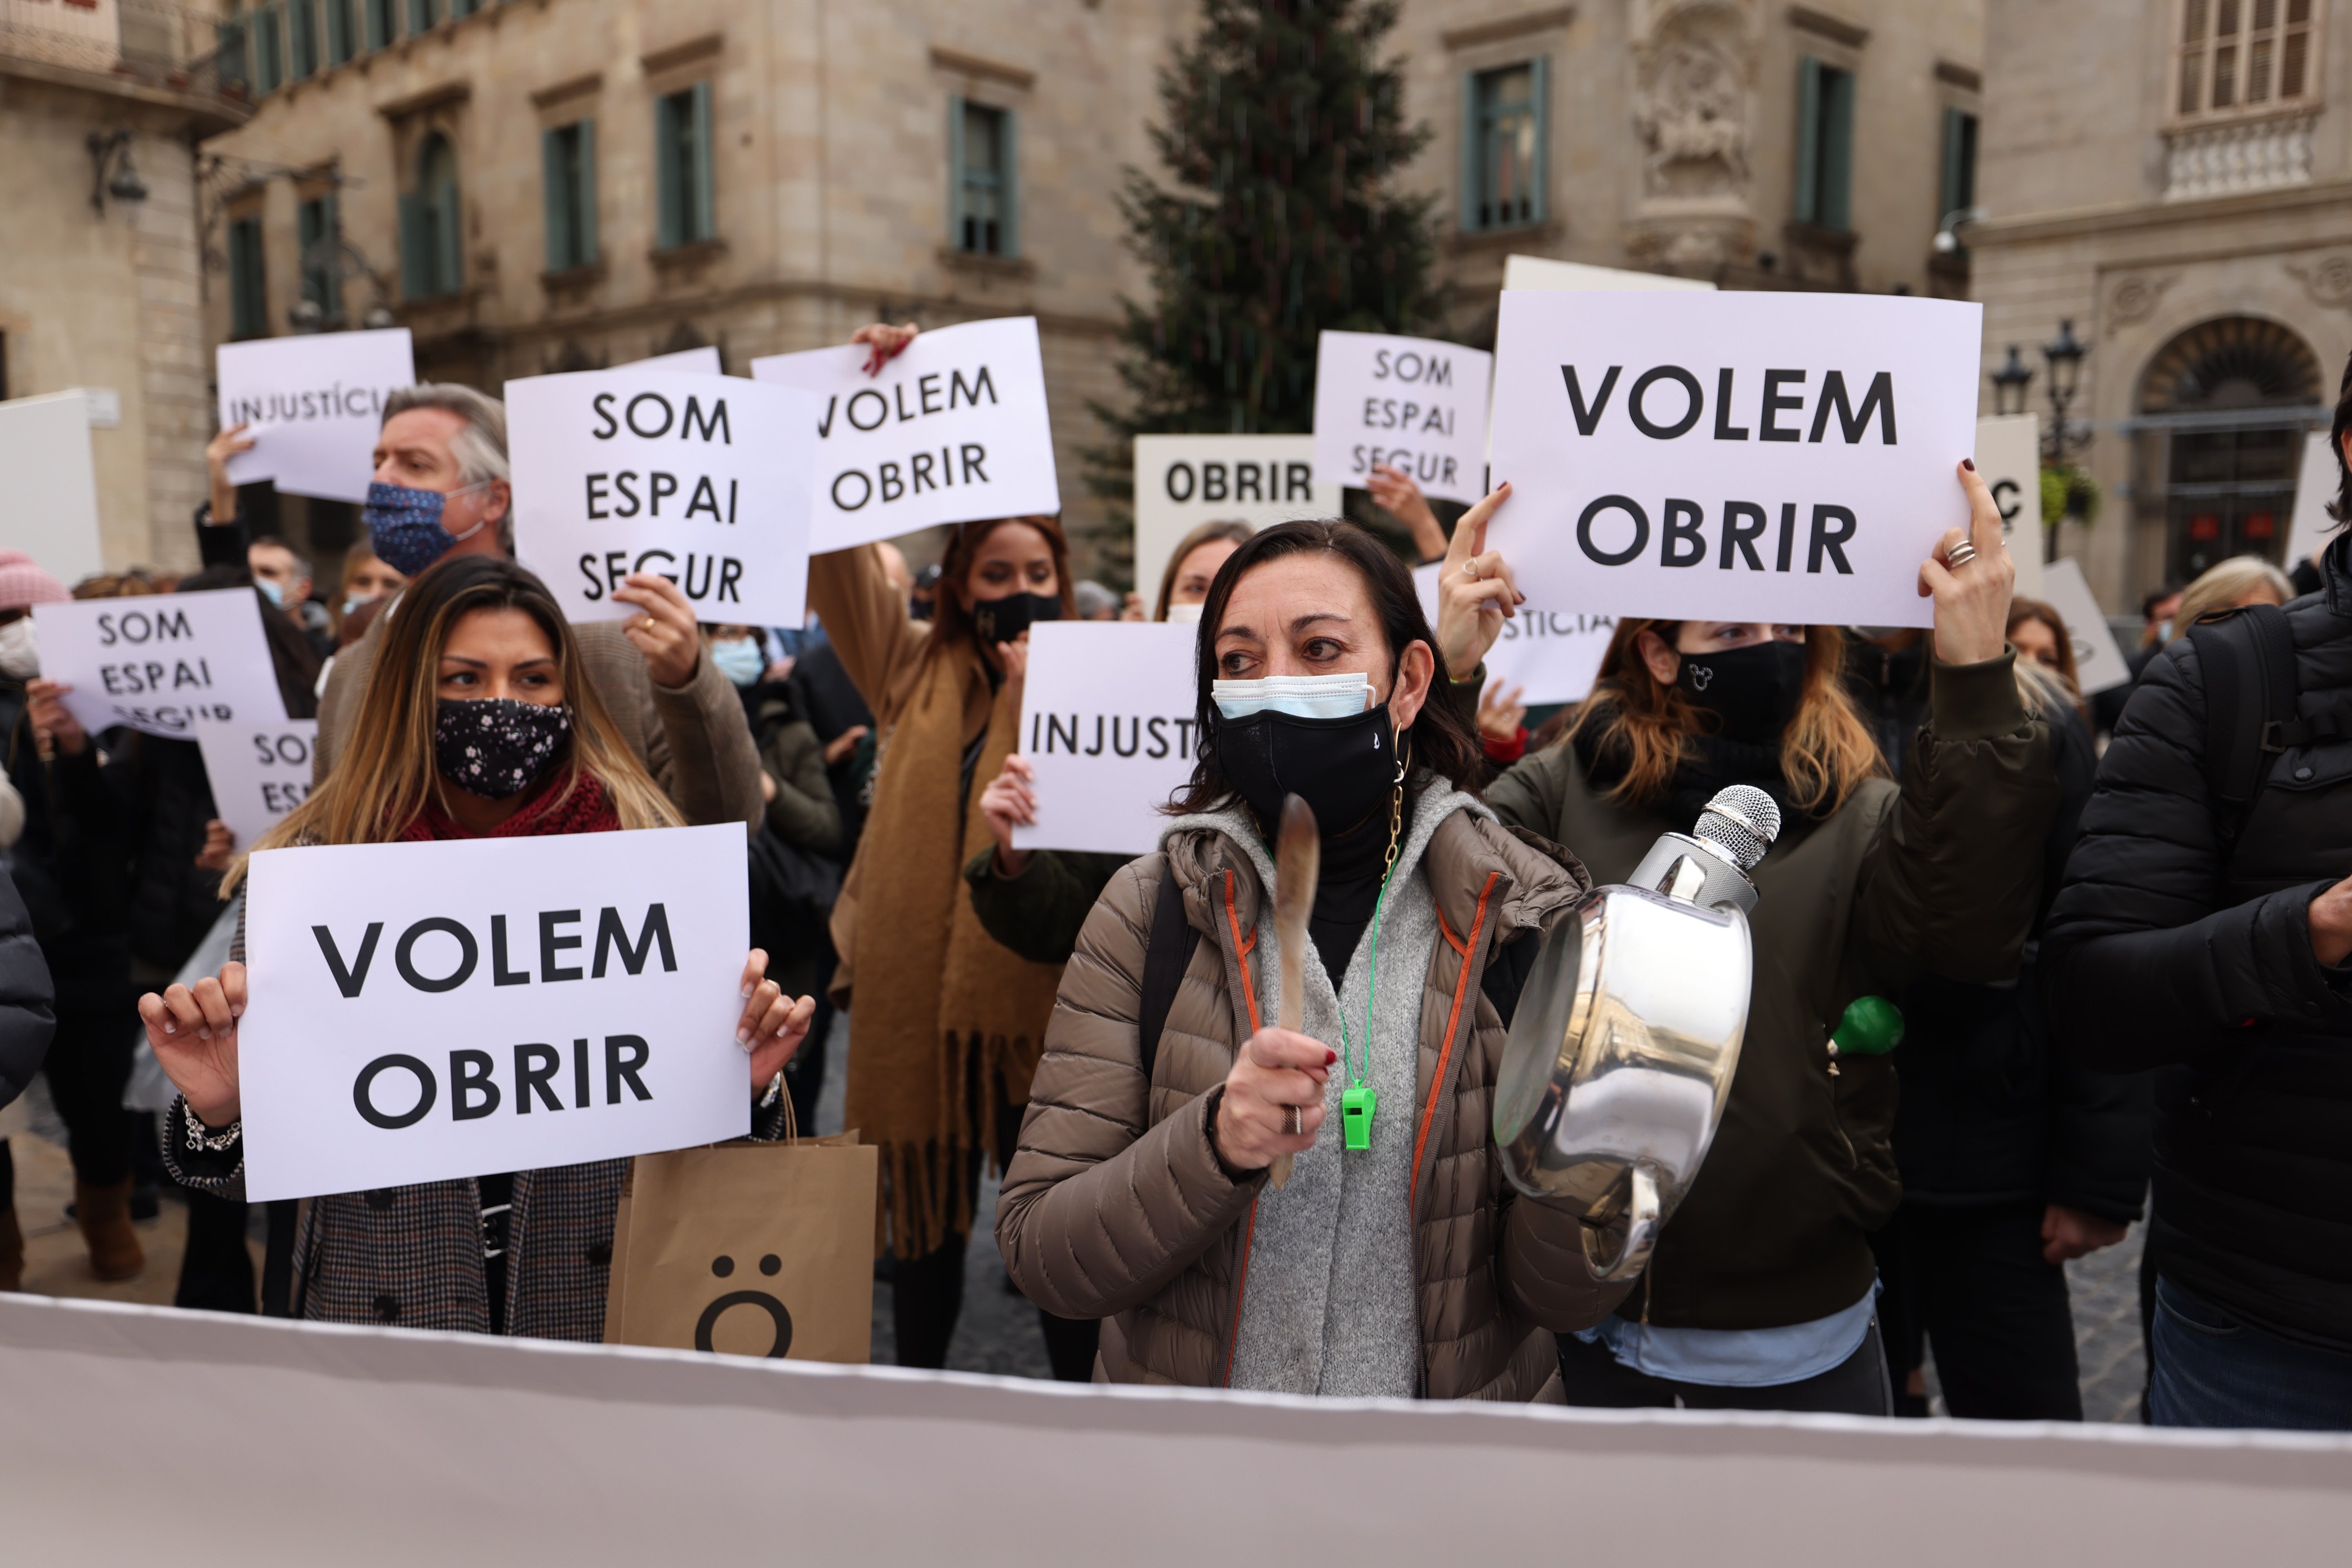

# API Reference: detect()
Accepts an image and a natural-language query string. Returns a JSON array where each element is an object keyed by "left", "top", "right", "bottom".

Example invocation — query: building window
[
  {"left": 948, "top": 99, "right": 1018, "bottom": 257},
  {"left": 229, "top": 216, "right": 269, "bottom": 340},
  {"left": 1462, "top": 61, "right": 1545, "bottom": 233},
  {"left": 406, "top": 0, "right": 434, "bottom": 37},
  {"left": 252, "top": 3, "right": 283, "bottom": 94},
  {"left": 217, "top": 14, "right": 249, "bottom": 92},
  {"left": 324, "top": 0, "right": 353, "bottom": 65},
  {"left": 299, "top": 194, "right": 341, "bottom": 320},
  {"left": 288, "top": 0, "right": 317, "bottom": 80},
  {"left": 542, "top": 120, "right": 599, "bottom": 271},
  {"left": 2176, "top": 0, "right": 2320, "bottom": 118},
  {"left": 363, "top": 0, "right": 395, "bottom": 51},
  {"left": 1939, "top": 106, "right": 1977, "bottom": 234},
  {"left": 1794, "top": 57, "right": 1856, "bottom": 231},
  {"left": 654, "top": 83, "right": 716, "bottom": 250},
  {"left": 400, "top": 133, "right": 463, "bottom": 299}
]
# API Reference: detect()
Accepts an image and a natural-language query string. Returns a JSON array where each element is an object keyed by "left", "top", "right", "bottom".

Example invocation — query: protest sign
[
  {"left": 2041, "top": 557, "right": 2132, "bottom": 696},
  {"left": 217, "top": 329, "right": 415, "bottom": 503},
  {"left": 630, "top": 346, "right": 724, "bottom": 376},
  {"left": 1975, "top": 413, "right": 2044, "bottom": 599},
  {"left": 1502, "top": 255, "right": 1716, "bottom": 294},
  {"left": 235, "top": 825, "right": 751, "bottom": 1202},
  {"left": 0, "top": 392, "right": 103, "bottom": 587},
  {"left": 1411, "top": 563, "right": 1612, "bottom": 706},
  {"left": 508, "top": 367, "right": 818, "bottom": 628},
  {"left": 2285, "top": 429, "right": 2337, "bottom": 576},
  {"left": 32, "top": 589, "right": 287, "bottom": 739},
  {"left": 194, "top": 716, "right": 318, "bottom": 855},
  {"left": 1012, "top": 622, "right": 1197, "bottom": 856},
  {"left": 1488, "top": 291, "right": 1981, "bottom": 628},
  {"left": 1312, "top": 332, "right": 1493, "bottom": 505},
  {"left": 1132, "top": 434, "right": 1339, "bottom": 609},
  {"left": 750, "top": 317, "right": 1059, "bottom": 550}
]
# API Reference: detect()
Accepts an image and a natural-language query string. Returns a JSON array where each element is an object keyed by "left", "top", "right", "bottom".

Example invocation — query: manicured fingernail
[
  {"left": 197, "top": 1027, "right": 212, "bottom": 1040},
  {"left": 1325, "top": 1049, "right": 1338, "bottom": 1064},
  {"left": 230, "top": 1005, "right": 244, "bottom": 1018},
  {"left": 1962, "top": 457, "right": 1976, "bottom": 471},
  {"left": 742, "top": 983, "right": 753, "bottom": 999},
  {"left": 736, "top": 1026, "right": 751, "bottom": 1045},
  {"left": 162, "top": 1020, "right": 175, "bottom": 1035}
]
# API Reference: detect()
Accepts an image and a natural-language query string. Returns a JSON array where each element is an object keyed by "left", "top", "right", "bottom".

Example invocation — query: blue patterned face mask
[{"left": 364, "top": 480, "right": 488, "bottom": 576}]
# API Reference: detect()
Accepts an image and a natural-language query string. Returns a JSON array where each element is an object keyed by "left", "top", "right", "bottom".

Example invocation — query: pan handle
[{"left": 1580, "top": 1162, "right": 1661, "bottom": 1283}]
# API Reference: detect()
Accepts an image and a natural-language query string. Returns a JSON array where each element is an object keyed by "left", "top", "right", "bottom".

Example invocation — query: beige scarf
[{"left": 839, "top": 642, "right": 1066, "bottom": 1258}]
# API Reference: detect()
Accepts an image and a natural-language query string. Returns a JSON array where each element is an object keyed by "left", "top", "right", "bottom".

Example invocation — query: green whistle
[{"left": 1832, "top": 996, "right": 1904, "bottom": 1058}]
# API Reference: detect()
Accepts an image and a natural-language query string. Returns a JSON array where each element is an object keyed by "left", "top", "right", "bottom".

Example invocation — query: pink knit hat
[{"left": 0, "top": 552, "right": 68, "bottom": 613}]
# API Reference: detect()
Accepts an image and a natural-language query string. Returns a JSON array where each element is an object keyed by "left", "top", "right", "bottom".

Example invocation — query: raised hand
[
  {"left": 852, "top": 322, "right": 919, "bottom": 376},
  {"left": 139, "top": 962, "right": 247, "bottom": 1129},
  {"left": 1213, "top": 1027, "right": 1334, "bottom": 1172},
  {"left": 1918, "top": 461, "right": 2017, "bottom": 666},
  {"left": 737, "top": 948, "right": 817, "bottom": 1090},
  {"left": 979, "top": 755, "right": 1038, "bottom": 878},
  {"left": 612, "top": 571, "right": 701, "bottom": 688},
  {"left": 1433, "top": 482, "right": 1522, "bottom": 680}
]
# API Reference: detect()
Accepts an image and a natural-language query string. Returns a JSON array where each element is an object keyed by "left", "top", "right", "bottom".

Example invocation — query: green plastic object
[{"left": 1832, "top": 996, "right": 1905, "bottom": 1057}]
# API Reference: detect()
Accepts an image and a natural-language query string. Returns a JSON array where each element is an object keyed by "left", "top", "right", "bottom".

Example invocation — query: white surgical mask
[
  {"left": 2156, "top": 618, "right": 2175, "bottom": 643},
  {"left": 0, "top": 617, "right": 35, "bottom": 681},
  {"left": 1164, "top": 602, "right": 1204, "bottom": 626},
  {"left": 1211, "top": 671, "right": 1370, "bottom": 720},
  {"left": 256, "top": 578, "right": 286, "bottom": 609}
]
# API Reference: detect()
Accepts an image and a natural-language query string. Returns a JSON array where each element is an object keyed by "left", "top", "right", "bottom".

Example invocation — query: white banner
[
  {"left": 507, "top": 368, "right": 817, "bottom": 629},
  {"left": 31, "top": 589, "right": 287, "bottom": 739},
  {"left": 2041, "top": 557, "right": 2133, "bottom": 696},
  {"left": 194, "top": 716, "right": 318, "bottom": 855},
  {"left": 1012, "top": 622, "right": 1197, "bottom": 856},
  {"left": 1502, "top": 254, "right": 1716, "bottom": 295},
  {"left": 1488, "top": 292, "right": 1981, "bottom": 628},
  {"left": 0, "top": 392, "right": 103, "bottom": 587},
  {"left": 235, "top": 825, "right": 751, "bottom": 1201},
  {"left": 1411, "top": 563, "right": 1612, "bottom": 706},
  {"left": 2285, "top": 429, "right": 2336, "bottom": 576},
  {"left": 216, "top": 328, "right": 416, "bottom": 504},
  {"left": 750, "top": 317, "right": 1061, "bottom": 550},
  {"left": 1975, "top": 413, "right": 2044, "bottom": 600},
  {"left": 1312, "top": 332, "right": 1493, "bottom": 505},
  {"left": 629, "top": 345, "right": 724, "bottom": 376},
  {"left": 1132, "top": 434, "right": 1339, "bottom": 610}
]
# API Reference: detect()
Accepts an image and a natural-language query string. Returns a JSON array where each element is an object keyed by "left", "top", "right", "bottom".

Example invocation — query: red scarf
[{"left": 398, "top": 772, "right": 622, "bottom": 842}]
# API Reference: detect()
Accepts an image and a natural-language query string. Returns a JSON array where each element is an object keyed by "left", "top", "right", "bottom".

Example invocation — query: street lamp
[
  {"left": 1990, "top": 345, "right": 2034, "bottom": 417},
  {"left": 1932, "top": 206, "right": 1986, "bottom": 256},
  {"left": 2041, "top": 318, "right": 2091, "bottom": 465},
  {"left": 88, "top": 130, "right": 149, "bottom": 218}
]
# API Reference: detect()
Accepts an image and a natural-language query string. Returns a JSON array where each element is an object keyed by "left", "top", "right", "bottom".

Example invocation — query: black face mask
[
  {"left": 434, "top": 698, "right": 571, "bottom": 799},
  {"left": 1676, "top": 638, "right": 1808, "bottom": 747},
  {"left": 970, "top": 591, "right": 1061, "bottom": 645},
  {"left": 1213, "top": 702, "right": 1397, "bottom": 835}
]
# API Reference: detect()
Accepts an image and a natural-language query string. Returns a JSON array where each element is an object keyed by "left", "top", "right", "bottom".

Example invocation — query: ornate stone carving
[
  {"left": 1625, "top": 1, "right": 1758, "bottom": 275},
  {"left": 2105, "top": 273, "right": 2176, "bottom": 335},
  {"left": 2286, "top": 254, "right": 2352, "bottom": 313}
]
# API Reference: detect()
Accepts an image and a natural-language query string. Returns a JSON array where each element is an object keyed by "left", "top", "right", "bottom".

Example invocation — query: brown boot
[
  {"left": 0, "top": 1205, "right": 21, "bottom": 1291},
  {"left": 74, "top": 1178, "right": 144, "bottom": 1281}
]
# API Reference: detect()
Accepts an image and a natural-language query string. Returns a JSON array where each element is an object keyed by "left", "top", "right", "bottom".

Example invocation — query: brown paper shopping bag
[{"left": 603, "top": 1112, "right": 879, "bottom": 1364}]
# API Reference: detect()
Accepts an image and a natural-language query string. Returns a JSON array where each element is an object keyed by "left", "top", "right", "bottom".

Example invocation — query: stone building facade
[
  {"left": 199, "top": 0, "right": 1982, "bottom": 581},
  {"left": 1, "top": 0, "right": 248, "bottom": 573},
  {"left": 1972, "top": 0, "right": 2349, "bottom": 612}
]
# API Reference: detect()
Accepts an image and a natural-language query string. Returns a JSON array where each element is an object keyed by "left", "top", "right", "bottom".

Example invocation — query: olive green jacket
[{"left": 963, "top": 846, "right": 1134, "bottom": 965}]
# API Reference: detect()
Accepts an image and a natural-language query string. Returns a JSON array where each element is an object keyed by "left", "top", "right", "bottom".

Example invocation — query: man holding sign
[
  {"left": 145, "top": 556, "right": 814, "bottom": 1338},
  {"left": 317, "top": 384, "right": 761, "bottom": 832}
]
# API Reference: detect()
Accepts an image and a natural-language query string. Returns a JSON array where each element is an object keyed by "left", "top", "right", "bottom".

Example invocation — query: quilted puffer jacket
[{"left": 995, "top": 806, "right": 1629, "bottom": 1399}]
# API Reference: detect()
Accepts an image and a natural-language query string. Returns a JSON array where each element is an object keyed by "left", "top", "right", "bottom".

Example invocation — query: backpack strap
[
  {"left": 1137, "top": 863, "right": 1201, "bottom": 1085},
  {"left": 2187, "top": 602, "right": 2299, "bottom": 844}
]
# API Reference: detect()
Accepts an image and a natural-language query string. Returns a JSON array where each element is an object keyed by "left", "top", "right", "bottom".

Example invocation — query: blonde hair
[
  {"left": 2176, "top": 555, "right": 2296, "bottom": 634},
  {"left": 224, "top": 556, "right": 678, "bottom": 894},
  {"left": 1562, "top": 621, "right": 1885, "bottom": 816}
]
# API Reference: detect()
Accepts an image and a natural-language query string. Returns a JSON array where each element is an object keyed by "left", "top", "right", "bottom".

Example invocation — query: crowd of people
[{"left": 0, "top": 318, "right": 2344, "bottom": 1434}]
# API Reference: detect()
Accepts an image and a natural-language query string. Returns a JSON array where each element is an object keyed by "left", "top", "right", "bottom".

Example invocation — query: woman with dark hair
[
  {"left": 1442, "top": 465, "right": 2058, "bottom": 1415},
  {"left": 995, "top": 513, "right": 1626, "bottom": 1396},
  {"left": 136, "top": 555, "right": 814, "bottom": 1337}
]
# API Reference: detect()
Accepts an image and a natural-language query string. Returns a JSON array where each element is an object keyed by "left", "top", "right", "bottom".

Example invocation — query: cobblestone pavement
[{"left": 2066, "top": 1223, "right": 2148, "bottom": 1424}]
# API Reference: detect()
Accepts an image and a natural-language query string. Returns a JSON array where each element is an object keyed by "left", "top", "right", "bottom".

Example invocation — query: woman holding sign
[
  {"left": 1439, "top": 463, "right": 2057, "bottom": 1415},
  {"left": 139, "top": 556, "right": 814, "bottom": 1338}
]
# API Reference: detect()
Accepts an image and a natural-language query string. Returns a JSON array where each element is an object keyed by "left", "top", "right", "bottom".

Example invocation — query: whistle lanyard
[{"left": 1336, "top": 870, "right": 1392, "bottom": 1152}]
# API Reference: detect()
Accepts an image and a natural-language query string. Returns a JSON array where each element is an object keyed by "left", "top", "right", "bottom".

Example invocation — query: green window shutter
[
  {"left": 399, "top": 191, "right": 428, "bottom": 298},
  {"left": 1528, "top": 55, "right": 1551, "bottom": 224},
  {"left": 407, "top": 0, "right": 431, "bottom": 37},
  {"left": 229, "top": 218, "right": 267, "bottom": 338},
  {"left": 288, "top": 0, "right": 312, "bottom": 80},
  {"left": 999, "top": 108, "right": 1019, "bottom": 257},
  {"left": 1938, "top": 106, "right": 1965, "bottom": 219},
  {"left": 1458, "top": 72, "right": 1480, "bottom": 231},
  {"left": 947, "top": 94, "right": 966, "bottom": 248},
  {"left": 363, "top": 0, "right": 386, "bottom": 50},
  {"left": 655, "top": 93, "right": 681, "bottom": 249},
  {"left": 576, "top": 118, "right": 598, "bottom": 264},
  {"left": 320, "top": 192, "right": 341, "bottom": 315},
  {"left": 690, "top": 79, "right": 715, "bottom": 243},
  {"left": 436, "top": 171, "right": 462, "bottom": 293},
  {"left": 325, "top": 0, "right": 350, "bottom": 64},
  {"left": 1793, "top": 57, "right": 1822, "bottom": 224},
  {"left": 1820, "top": 66, "right": 1855, "bottom": 231},
  {"left": 217, "top": 16, "right": 248, "bottom": 92},
  {"left": 542, "top": 127, "right": 571, "bottom": 270}
]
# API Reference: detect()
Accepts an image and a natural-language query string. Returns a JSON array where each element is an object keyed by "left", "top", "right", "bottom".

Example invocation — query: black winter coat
[
  {"left": 2044, "top": 531, "right": 2352, "bottom": 1352},
  {"left": 0, "top": 862, "right": 56, "bottom": 1112},
  {"left": 0, "top": 684, "right": 130, "bottom": 1011},
  {"left": 1895, "top": 705, "right": 2149, "bottom": 1220},
  {"left": 52, "top": 735, "right": 224, "bottom": 977}
]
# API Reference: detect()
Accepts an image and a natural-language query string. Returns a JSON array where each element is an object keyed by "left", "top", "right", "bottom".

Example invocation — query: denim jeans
[{"left": 2148, "top": 1276, "right": 2352, "bottom": 1431}]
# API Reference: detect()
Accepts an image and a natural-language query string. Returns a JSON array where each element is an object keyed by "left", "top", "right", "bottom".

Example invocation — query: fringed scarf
[{"left": 843, "top": 642, "right": 1066, "bottom": 1259}]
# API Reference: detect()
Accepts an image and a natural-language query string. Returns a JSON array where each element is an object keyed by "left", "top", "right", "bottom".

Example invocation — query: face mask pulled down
[
  {"left": 434, "top": 698, "right": 571, "bottom": 799},
  {"left": 1211, "top": 671, "right": 1396, "bottom": 833}
]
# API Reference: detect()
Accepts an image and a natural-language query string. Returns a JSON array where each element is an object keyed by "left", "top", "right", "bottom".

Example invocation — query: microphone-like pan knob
[{"left": 1694, "top": 785, "right": 1780, "bottom": 874}]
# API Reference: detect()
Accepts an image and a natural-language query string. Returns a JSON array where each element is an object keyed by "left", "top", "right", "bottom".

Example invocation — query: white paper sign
[
  {"left": 1312, "top": 332, "right": 1493, "bottom": 505},
  {"left": 0, "top": 392, "right": 103, "bottom": 587},
  {"left": 750, "top": 317, "right": 1060, "bottom": 551},
  {"left": 235, "top": 825, "right": 751, "bottom": 1201},
  {"left": 194, "top": 716, "right": 318, "bottom": 854},
  {"left": 508, "top": 368, "right": 818, "bottom": 628},
  {"left": 1502, "top": 255, "right": 1716, "bottom": 294},
  {"left": 2041, "top": 558, "right": 2132, "bottom": 696},
  {"left": 1012, "top": 622, "right": 1198, "bottom": 856},
  {"left": 31, "top": 589, "right": 288, "bottom": 738},
  {"left": 1975, "top": 413, "right": 2044, "bottom": 600},
  {"left": 1488, "top": 292, "right": 1982, "bottom": 629},
  {"left": 629, "top": 346, "right": 724, "bottom": 376},
  {"left": 2285, "top": 429, "right": 2337, "bottom": 575},
  {"left": 1132, "top": 434, "right": 1340, "bottom": 610},
  {"left": 217, "top": 329, "right": 416, "bottom": 504},
  {"left": 1411, "top": 563, "right": 1612, "bottom": 706}
]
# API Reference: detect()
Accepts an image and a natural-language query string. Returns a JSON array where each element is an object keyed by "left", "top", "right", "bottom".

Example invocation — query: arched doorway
[{"left": 2137, "top": 317, "right": 2323, "bottom": 581}]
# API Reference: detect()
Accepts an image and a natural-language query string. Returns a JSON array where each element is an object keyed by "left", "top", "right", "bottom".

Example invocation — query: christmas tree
[{"left": 1087, "top": 0, "right": 1440, "bottom": 580}]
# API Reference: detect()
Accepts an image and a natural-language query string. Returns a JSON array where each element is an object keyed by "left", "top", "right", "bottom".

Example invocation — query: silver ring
[
  {"left": 1946, "top": 540, "right": 1979, "bottom": 569},
  {"left": 1284, "top": 1104, "right": 1302, "bottom": 1137},
  {"left": 1462, "top": 559, "right": 1479, "bottom": 579}
]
